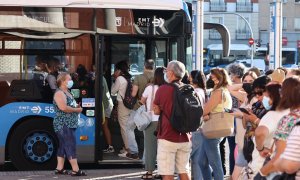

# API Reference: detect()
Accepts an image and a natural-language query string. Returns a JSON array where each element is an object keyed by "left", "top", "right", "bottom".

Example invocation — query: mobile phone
[
  {"left": 224, "top": 108, "right": 234, "bottom": 113},
  {"left": 239, "top": 108, "right": 250, "bottom": 115}
]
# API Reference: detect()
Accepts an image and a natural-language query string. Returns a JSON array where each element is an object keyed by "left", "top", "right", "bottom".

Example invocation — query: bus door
[{"left": 97, "top": 36, "right": 171, "bottom": 162}]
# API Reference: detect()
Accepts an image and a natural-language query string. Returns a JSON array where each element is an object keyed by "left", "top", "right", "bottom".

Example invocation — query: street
[{"left": 0, "top": 167, "right": 149, "bottom": 180}]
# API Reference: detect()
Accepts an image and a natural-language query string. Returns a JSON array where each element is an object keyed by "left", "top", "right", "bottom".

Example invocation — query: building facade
[
  {"left": 259, "top": 0, "right": 300, "bottom": 66},
  {"left": 203, "top": 0, "right": 259, "bottom": 60}
]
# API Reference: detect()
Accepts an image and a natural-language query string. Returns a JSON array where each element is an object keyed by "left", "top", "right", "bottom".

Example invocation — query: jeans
[
  {"left": 227, "top": 136, "right": 236, "bottom": 175},
  {"left": 199, "top": 133, "right": 224, "bottom": 180},
  {"left": 190, "top": 131, "right": 203, "bottom": 180},
  {"left": 127, "top": 111, "right": 138, "bottom": 154}
]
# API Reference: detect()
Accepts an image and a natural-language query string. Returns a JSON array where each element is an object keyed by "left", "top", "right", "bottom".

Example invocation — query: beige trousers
[{"left": 117, "top": 101, "right": 131, "bottom": 150}]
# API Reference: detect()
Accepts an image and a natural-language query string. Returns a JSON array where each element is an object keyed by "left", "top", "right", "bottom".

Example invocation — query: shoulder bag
[
  {"left": 133, "top": 85, "right": 154, "bottom": 131},
  {"left": 201, "top": 89, "right": 234, "bottom": 139}
]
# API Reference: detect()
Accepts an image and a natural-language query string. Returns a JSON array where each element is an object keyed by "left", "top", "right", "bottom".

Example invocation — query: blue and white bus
[{"left": 0, "top": 0, "right": 194, "bottom": 170}]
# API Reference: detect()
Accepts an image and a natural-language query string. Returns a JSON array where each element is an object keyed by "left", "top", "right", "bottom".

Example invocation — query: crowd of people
[
  {"left": 110, "top": 60, "right": 300, "bottom": 180},
  {"left": 44, "top": 54, "right": 300, "bottom": 179}
]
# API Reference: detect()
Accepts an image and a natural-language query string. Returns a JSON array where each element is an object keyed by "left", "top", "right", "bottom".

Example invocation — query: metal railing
[
  {"left": 235, "top": 29, "right": 251, "bottom": 39},
  {"left": 236, "top": 2, "right": 253, "bottom": 12},
  {"left": 210, "top": 2, "right": 226, "bottom": 12},
  {"left": 209, "top": 29, "right": 221, "bottom": 40}
]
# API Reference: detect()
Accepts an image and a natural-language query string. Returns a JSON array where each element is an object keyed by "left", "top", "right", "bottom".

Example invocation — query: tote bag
[
  {"left": 133, "top": 105, "right": 152, "bottom": 131},
  {"left": 133, "top": 85, "right": 155, "bottom": 131},
  {"left": 201, "top": 89, "right": 234, "bottom": 139}
]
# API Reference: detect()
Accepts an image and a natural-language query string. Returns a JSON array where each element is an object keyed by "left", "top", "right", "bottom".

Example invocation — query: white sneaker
[
  {"left": 119, "top": 147, "right": 126, "bottom": 154},
  {"left": 118, "top": 151, "right": 127, "bottom": 158},
  {"left": 103, "top": 145, "right": 114, "bottom": 153}
]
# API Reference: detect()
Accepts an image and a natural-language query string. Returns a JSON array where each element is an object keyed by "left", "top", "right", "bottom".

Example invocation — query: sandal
[
  {"left": 71, "top": 169, "right": 87, "bottom": 176},
  {"left": 54, "top": 169, "right": 69, "bottom": 175},
  {"left": 141, "top": 172, "right": 153, "bottom": 179}
]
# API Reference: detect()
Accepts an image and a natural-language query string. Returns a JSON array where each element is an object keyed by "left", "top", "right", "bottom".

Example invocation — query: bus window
[
  {"left": 185, "top": 36, "right": 193, "bottom": 72},
  {"left": 0, "top": 55, "right": 22, "bottom": 83},
  {"left": 110, "top": 38, "right": 145, "bottom": 77},
  {"left": 151, "top": 40, "right": 167, "bottom": 68}
]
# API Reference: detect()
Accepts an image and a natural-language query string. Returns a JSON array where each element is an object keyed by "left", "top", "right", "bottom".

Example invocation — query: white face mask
[
  {"left": 67, "top": 80, "right": 74, "bottom": 89},
  {"left": 164, "top": 73, "right": 170, "bottom": 83}
]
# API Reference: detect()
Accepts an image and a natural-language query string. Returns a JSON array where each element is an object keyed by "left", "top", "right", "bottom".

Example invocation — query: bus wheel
[{"left": 8, "top": 118, "right": 57, "bottom": 170}]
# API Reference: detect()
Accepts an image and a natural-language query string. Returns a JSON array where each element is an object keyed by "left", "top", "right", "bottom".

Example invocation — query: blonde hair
[{"left": 56, "top": 72, "right": 70, "bottom": 87}]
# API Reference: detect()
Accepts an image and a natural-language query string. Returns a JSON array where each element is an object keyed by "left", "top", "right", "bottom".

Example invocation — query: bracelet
[{"left": 257, "top": 146, "right": 264, "bottom": 152}]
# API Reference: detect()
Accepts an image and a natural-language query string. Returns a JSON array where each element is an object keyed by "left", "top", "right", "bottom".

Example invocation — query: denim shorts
[{"left": 55, "top": 125, "right": 77, "bottom": 160}]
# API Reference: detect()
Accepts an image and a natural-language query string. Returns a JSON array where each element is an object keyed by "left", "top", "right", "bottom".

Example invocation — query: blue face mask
[
  {"left": 262, "top": 96, "right": 272, "bottom": 110},
  {"left": 67, "top": 80, "right": 74, "bottom": 89},
  {"left": 164, "top": 73, "right": 170, "bottom": 83}
]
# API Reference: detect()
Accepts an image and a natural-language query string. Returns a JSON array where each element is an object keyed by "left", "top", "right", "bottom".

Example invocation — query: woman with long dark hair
[
  {"left": 111, "top": 60, "right": 136, "bottom": 158},
  {"left": 140, "top": 67, "right": 165, "bottom": 179},
  {"left": 229, "top": 71, "right": 258, "bottom": 180}
]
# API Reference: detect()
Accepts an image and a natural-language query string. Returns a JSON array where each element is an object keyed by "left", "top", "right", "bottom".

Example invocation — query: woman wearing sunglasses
[{"left": 239, "top": 76, "right": 271, "bottom": 177}]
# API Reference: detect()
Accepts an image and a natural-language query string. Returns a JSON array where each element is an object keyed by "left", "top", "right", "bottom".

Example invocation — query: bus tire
[{"left": 8, "top": 117, "right": 58, "bottom": 170}]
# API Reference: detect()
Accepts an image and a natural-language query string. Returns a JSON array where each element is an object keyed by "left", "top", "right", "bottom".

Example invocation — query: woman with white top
[
  {"left": 111, "top": 60, "right": 132, "bottom": 156},
  {"left": 228, "top": 71, "right": 258, "bottom": 180},
  {"left": 139, "top": 67, "right": 165, "bottom": 179},
  {"left": 255, "top": 77, "right": 300, "bottom": 178},
  {"left": 249, "top": 83, "right": 288, "bottom": 175},
  {"left": 188, "top": 70, "right": 206, "bottom": 180}
]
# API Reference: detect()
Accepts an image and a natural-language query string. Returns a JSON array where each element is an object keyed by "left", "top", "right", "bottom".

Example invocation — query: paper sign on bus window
[
  {"left": 86, "top": 110, "right": 95, "bottom": 117},
  {"left": 82, "top": 98, "right": 95, "bottom": 108},
  {"left": 71, "top": 89, "right": 80, "bottom": 98}
]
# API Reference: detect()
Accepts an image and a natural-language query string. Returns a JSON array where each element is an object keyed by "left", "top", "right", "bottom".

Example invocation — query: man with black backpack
[{"left": 153, "top": 60, "right": 202, "bottom": 180}]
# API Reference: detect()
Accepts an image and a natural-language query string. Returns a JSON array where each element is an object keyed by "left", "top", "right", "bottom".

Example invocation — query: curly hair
[{"left": 227, "top": 63, "right": 246, "bottom": 78}]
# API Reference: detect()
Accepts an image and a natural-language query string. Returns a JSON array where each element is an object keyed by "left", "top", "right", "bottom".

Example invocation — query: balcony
[
  {"left": 209, "top": 29, "right": 221, "bottom": 40},
  {"left": 236, "top": 29, "right": 251, "bottom": 40},
  {"left": 236, "top": 2, "right": 253, "bottom": 12},
  {"left": 210, "top": 2, "right": 226, "bottom": 12}
]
